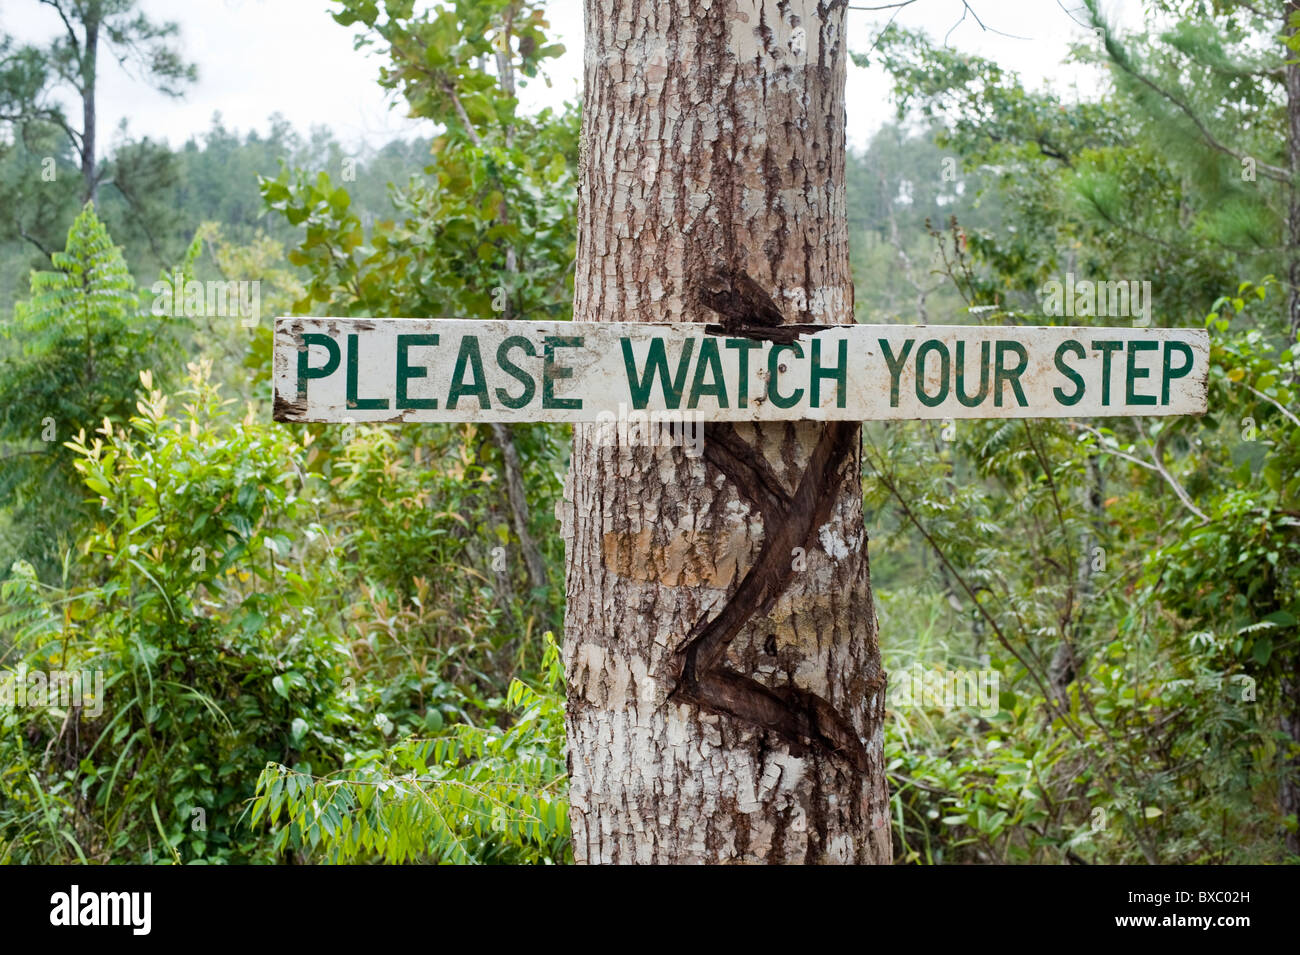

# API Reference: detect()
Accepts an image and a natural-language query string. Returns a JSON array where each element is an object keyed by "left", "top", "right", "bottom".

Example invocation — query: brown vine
[{"left": 667, "top": 267, "right": 872, "bottom": 772}]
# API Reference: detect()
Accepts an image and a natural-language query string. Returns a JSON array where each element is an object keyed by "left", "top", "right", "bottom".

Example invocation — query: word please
[{"left": 273, "top": 318, "right": 1209, "bottom": 424}]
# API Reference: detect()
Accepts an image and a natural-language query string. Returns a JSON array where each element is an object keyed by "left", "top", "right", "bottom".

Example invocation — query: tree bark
[
  {"left": 81, "top": 10, "right": 98, "bottom": 204},
  {"left": 562, "top": 0, "right": 890, "bottom": 864},
  {"left": 488, "top": 422, "right": 549, "bottom": 597}
]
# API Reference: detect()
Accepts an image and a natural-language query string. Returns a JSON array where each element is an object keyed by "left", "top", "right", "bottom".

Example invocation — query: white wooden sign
[{"left": 273, "top": 317, "right": 1209, "bottom": 423}]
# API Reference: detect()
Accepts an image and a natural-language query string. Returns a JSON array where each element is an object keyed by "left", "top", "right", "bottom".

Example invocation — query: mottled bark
[{"left": 561, "top": 0, "right": 890, "bottom": 864}]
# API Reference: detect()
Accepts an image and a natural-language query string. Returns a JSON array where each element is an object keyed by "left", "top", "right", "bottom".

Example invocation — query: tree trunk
[
  {"left": 561, "top": 0, "right": 890, "bottom": 864},
  {"left": 81, "top": 12, "right": 98, "bottom": 204},
  {"left": 1288, "top": 1, "right": 1300, "bottom": 346},
  {"left": 487, "top": 422, "right": 549, "bottom": 597}
]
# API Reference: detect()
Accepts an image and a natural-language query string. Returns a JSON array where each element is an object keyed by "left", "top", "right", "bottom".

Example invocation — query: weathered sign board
[{"left": 272, "top": 317, "right": 1209, "bottom": 423}]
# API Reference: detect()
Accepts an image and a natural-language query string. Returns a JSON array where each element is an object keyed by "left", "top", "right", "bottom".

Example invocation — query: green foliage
[
  {"left": 0, "top": 362, "right": 370, "bottom": 863},
  {"left": 250, "top": 632, "right": 569, "bottom": 864},
  {"left": 334, "top": 0, "right": 565, "bottom": 124},
  {"left": 0, "top": 358, "right": 570, "bottom": 864},
  {"left": 0, "top": 139, "right": 574, "bottom": 857},
  {"left": 258, "top": 100, "right": 576, "bottom": 321},
  {"left": 864, "top": 283, "right": 1295, "bottom": 862},
  {"left": 0, "top": 202, "right": 169, "bottom": 575},
  {"left": 259, "top": 0, "right": 573, "bottom": 639},
  {"left": 320, "top": 420, "right": 564, "bottom": 699},
  {"left": 859, "top": 16, "right": 1263, "bottom": 318},
  {"left": 233, "top": 2, "right": 578, "bottom": 866},
  {"left": 0, "top": 1, "right": 198, "bottom": 165},
  {"left": 845, "top": 122, "right": 986, "bottom": 324}
]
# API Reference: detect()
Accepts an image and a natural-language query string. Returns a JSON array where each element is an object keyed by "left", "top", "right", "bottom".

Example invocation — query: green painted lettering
[
  {"left": 297, "top": 333, "right": 340, "bottom": 401},
  {"left": 447, "top": 335, "right": 490, "bottom": 409},
  {"left": 811, "top": 338, "right": 848, "bottom": 408},
  {"left": 688, "top": 337, "right": 728, "bottom": 409},
  {"left": 495, "top": 336, "right": 536, "bottom": 409},
  {"left": 346, "top": 333, "right": 388, "bottom": 410},
  {"left": 880, "top": 338, "right": 914, "bottom": 408},
  {"left": 1126, "top": 340, "right": 1158, "bottom": 406},
  {"left": 543, "top": 336, "right": 583, "bottom": 410},
  {"left": 1091, "top": 340, "right": 1123, "bottom": 406},
  {"left": 955, "top": 340, "right": 990, "bottom": 407},
  {"left": 915, "top": 339, "right": 950, "bottom": 407},
  {"left": 621, "top": 336, "right": 694, "bottom": 410},
  {"left": 768, "top": 341, "right": 805, "bottom": 409},
  {"left": 396, "top": 333, "right": 438, "bottom": 410},
  {"left": 725, "top": 338, "right": 762, "bottom": 406},
  {"left": 994, "top": 340, "right": 1028, "bottom": 407},
  {"left": 1052, "top": 340, "right": 1085, "bottom": 406},
  {"left": 1162, "top": 341, "right": 1194, "bottom": 405}
]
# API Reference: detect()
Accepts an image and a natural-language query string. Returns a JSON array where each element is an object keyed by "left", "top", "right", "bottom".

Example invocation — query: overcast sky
[{"left": 2, "top": 0, "right": 1141, "bottom": 154}]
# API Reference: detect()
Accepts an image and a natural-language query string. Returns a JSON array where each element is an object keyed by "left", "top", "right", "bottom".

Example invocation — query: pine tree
[{"left": 1083, "top": 0, "right": 1292, "bottom": 328}]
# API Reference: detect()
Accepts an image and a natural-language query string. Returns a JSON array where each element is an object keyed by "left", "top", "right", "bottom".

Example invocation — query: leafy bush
[
  {"left": 0, "top": 359, "right": 571, "bottom": 864},
  {"left": 1, "top": 363, "right": 361, "bottom": 863},
  {"left": 873, "top": 281, "right": 1297, "bottom": 865},
  {"left": 251, "top": 632, "right": 570, "bottom": 865}
]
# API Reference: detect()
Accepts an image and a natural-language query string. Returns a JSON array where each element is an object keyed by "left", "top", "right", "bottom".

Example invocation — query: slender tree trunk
[
  {"left": 1050, "top": 450, "right": 1103, "bottom": 703},
  {"left": 488, "top": 422, "right": 548, "bottom": 596},
  {"left": 561, "top": 0, "right": 890, "bottom": 864},
  {"left": 448, "top": 21, "right": 548, "bottom": 603},
  {"left": 81, "top": 13, "right": 98, "bottom": 204}
]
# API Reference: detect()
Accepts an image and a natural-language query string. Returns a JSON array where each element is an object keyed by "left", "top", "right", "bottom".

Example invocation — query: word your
[
  {"left": 50, "top": 885, "right": 151, "bottom": 935},
  {"left": 152, "top": 272, "right": 260, "bottom": 327},
  {"left": 593, "top": 404, "right": 705, "bottom": 457},
  {"left": 888, "top": 664, "right": 1000, "bottom": 718},
  {"left": 0, "top": 666, "right": 104, "bottom": 718},
  {"left": 1039, "top": 273, "right": 1153, "bottom": 327}
]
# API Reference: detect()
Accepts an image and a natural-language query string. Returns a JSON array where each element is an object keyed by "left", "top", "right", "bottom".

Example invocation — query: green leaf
[{"left": 1252, "top": 635, "right": 1273, "bottom": 665}]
